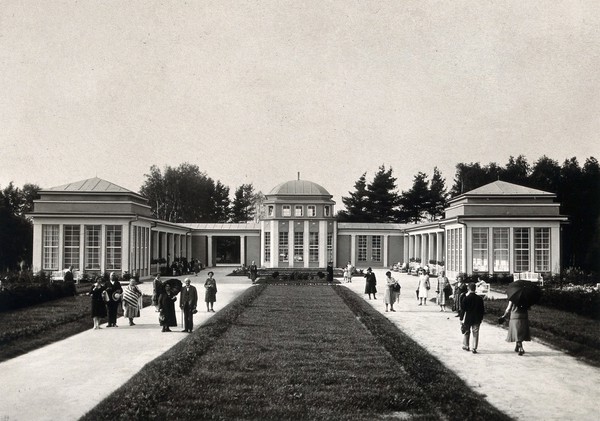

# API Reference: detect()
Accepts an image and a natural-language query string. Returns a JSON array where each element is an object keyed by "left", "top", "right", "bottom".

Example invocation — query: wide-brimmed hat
[{"left": 207, "top": 271, "right": 214, "bottom": 276}]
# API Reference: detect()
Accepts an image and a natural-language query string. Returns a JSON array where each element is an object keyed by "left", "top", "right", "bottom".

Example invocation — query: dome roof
[{"left": 269, "top": 180, "right": 331, "bottom": 196}]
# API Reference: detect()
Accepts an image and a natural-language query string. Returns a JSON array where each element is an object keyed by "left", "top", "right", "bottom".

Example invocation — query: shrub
[
  {"left": 0, "top": 281, "right": 76, "bottom": 312},
  {"left": 540, "top": 287, "right": 600, "bottom": 319}
]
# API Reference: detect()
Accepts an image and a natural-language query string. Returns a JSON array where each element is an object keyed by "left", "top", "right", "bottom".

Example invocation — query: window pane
[
  {"left": 327, "top": 233, "right": 333, "bottom": 262},
  {"left": 85, "top": 225, "right": 101, "bottom": 270},
  {"left": 42, "top": 225, "right": 59, "bottom": 270},
  {"left": 282, "top": 206, "right": 291, "bottom": 217},
  {"left": 63, "top": 225, "right": 80, "bottom": 269},
  {"left": 308, "top": 206, "right": 316, "bottom": 217},
  {"left": 372, "top": 236, "right": 381, "bottom": 262},
  {"left": 493, "top": 228, "right": 509, "bottom": 272},
  {"left": 358, "top": 235, "right": 367, "bottom": 262},
  {"left": 472, "top": 228, "right": 488, "bottom": 272},
  {"left": 534, "top": 228, "right": 550, "bottom": 272},
  {"left": 309, "top": 232, "right": 319, "bottom": 262},
  {"left": 105, "top": 225, "right": 122, "bottom": 270},
  {"left": 264, "top": 232, "right": 271, "bottom": 262},
  {"left": 514, "top": 228, "right": 529, "bottom": 272},
  {"left": 295, "top": 206, "right": 303, "bottom": 217},
  {"left": 294, "top": 232, "right": 303, "bottom": 262},
  {"left": 279, "top": 232, "right": 289, "bottom": 262}
]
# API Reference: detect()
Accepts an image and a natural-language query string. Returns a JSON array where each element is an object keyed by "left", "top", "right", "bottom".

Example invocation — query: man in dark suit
[
  {"left": 460, "top": 282, "right": 485, "bottom": 354},
  {"left": 180, "top": 278, "right": 198, "bottom": 333},
  {"left": 105, "top": 272, "right": 123, "bottom": 327}
]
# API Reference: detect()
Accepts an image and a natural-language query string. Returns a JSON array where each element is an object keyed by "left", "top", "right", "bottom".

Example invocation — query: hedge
[
  {"left": 0, "top": 282, "right": 76, "bottom": 312},
  {"left": 539, "top": 288, "right": 600, "bottom": 319}
]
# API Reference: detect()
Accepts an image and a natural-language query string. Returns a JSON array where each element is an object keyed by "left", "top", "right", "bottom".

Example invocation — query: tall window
[
  {"left": 278, "top": 232, "right": 289, "bottom": 262},
  {"left": 493, "top": 228, "right": 509, "bottom": 272},
  {"left": 267, "top": 206, "right": 274, "bottom": 216},
  {"left": 63, "top": 225, "right": 80, "bottom": 269},
  {"left": 85, "top": 225, "right": 101, "bottom": 270},
  {"left": 446, "top": 228, "right": 463, "bottom": 273},
  {"left": 307, "top": 205, "right": 316, "bottom": 217},
  {"left": 534, "top": 228, "right": 550, "bottom": 272},
  {"left": 327, "top": 232, "right": 333, "bottom": 262},
  {"left": 472, "top": 228, "right": 488, "bottom": 272},
  {"left": 294, "top": 232, "right": 304, "bottom": 262},
  {"left": 358, "top": 235, "right": 367, "bottom": 262},
  {"left": 282, "top": 205, "right": 291, "bottom": 217},
  {"left": 42, "top": 225, "right": 59, "bottom": 270},
  {"left": 514, "top": 228, "right": 530, "bottom": 272},
  {"left": 105, "top": 225, "right": 122, "bottom": 270},
  {"left": 294, "top": 206, "right": 303, "bottom": 217},
  {"left": 372, "top": 236, "right": 382, "bottom": 262},
  {"left": 309, "top": 232, "right": 319, "bottom": 262},
  {"left": 324, "top": 206, "right": 331, "bottom": 217},
  {"left": 264, "top": 232, "right": 271, "bottom": 262}
]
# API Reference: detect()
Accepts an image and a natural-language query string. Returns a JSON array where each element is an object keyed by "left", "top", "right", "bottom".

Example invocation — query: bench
[
  {"left": 475, "top": 281, "right": 490, "bottom": 298},
  {"left": 51, "top": 269, "right": 83, "bottom": 283},
  {"left": 516, "top": 271, "right": 544, "bottom": 286}
]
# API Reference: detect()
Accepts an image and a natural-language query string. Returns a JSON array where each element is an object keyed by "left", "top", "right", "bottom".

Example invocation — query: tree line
[{"left": 339, "top": 155, "right": 600, "bottom": 273}]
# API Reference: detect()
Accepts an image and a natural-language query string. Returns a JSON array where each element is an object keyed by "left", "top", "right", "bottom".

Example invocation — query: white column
[
  {"left": 409, "top": 235, "right": 414, "bottom": 259},
  {"left": 240, "top": 235, "right": 246, "bottom": 266},
  {"left": 403, "top": 235, "right": 409, "bottom": 264},
  {"left": 207, "top": 235, "right": 213, "bottom": 267},
  {"left": 79, "top": 224, "right": 85, "bottom": 272},
  {"left": 100, "top": 225, "right": 106, "bottom": 274},
  {"left": 319, "top": 221, "right": 327, "bottom": 267},
  {"left": 332, "top": 221, "right": 337, "bottom": 267},
  {"left": 32, "top": 223, "right": 42, "bottom": 273},
  {"left": 551, "top": 225, "right": 561, "bottom": 274},
  {"left": 383, "top": 234, "right": 389, "bottom": 267},
  {"left": 350, "top": 234, "right": 356, "bottom": 266},
  {"left": 122, "top": 224, "right": 130, "bottom": 273},
  {"left": 270, "top": 221, "right": 277, "bottom": 268}
]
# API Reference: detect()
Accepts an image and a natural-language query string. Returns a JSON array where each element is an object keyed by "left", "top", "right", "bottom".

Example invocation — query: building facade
[{"left": 29, "top": 177, "right": 567, "bottom": 280}]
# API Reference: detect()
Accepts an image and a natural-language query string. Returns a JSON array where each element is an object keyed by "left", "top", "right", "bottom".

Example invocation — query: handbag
[
  {"left": 102, "top": 290, "right": 110, "bottom": 303},
  {"left": 443, "top": 284, "right": 453, "bottom": 296},
  {"left": 392, "top": 283, "right": 401, "bottom": 292}
]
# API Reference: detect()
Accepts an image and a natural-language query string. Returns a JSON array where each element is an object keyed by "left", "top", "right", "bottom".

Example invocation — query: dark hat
[
  {"left": 367, "top": 267, "right": 372, "bottom": 271},
  {"left": 208, "top": 271, "right": 214, "bottom": 276}
]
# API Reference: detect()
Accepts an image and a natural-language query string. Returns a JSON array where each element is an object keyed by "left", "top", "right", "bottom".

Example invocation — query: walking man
[
  {"left": 105, "top": 272, "right": 123, "bottom": 327},
  {"left": 180, "top": 278, "right": 198, "bottom": 333},
  {"left": 460, "top": 282, "right": 485, "bottom": 353}
]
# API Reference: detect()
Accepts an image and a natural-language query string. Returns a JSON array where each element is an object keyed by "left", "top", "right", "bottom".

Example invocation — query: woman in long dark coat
[
  {"left": 204, "top": 271, "right": 217, "bottom": 312},
  {"left": 158, "top": 284, "right": 177, "bottom": 332},
  {"left": 501, "top": 301, "right": 531, "bottom": 356},
  {"left": 88, "top": 277, "right": 106, "bottom": 330},
  {"left": 364, "top": 267, "right": 377, "bottom": 300}
]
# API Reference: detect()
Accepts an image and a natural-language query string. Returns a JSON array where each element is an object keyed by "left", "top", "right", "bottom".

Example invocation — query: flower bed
[{"left": 540, "top": 284, "right": 600, "bottom": 319}]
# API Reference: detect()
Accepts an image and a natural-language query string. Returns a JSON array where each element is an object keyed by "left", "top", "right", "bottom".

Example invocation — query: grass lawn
[
  {"left": 83, "top": 285, "right": 510, "bottom": 421},
  {"left": 0, "top": 294, "right": 151, "bottom": 363},
  {"left": 483, "top": 298, "right": 600, "bottom": 367}
]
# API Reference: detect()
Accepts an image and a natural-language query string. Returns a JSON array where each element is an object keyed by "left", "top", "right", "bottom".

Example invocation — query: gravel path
[{"left": 342, "top": 269, "right": 600, "bottom": 421}]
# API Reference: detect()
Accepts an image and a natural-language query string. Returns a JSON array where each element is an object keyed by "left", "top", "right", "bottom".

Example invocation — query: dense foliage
[
  {"left": 0, "top": 182, "right": 40, "bottom": 271},
  {"left": 0, "top": 273, "right": 76, "bottom": 312}
]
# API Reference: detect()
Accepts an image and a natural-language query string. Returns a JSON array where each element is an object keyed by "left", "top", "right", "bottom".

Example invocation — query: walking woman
[
  {"left": 122, "top": 278, "right": 143, "bottom": 326},
  {"left": 88, "top": 277, "right": 106, "bottom": 330},
  {"left": 151, "top": 274, "right": 162, "bottom": 312},
  {"left": 500, "top": 301, "right": 531, "bottom": 355},
  {"left": 384, "top": 271, "right": 400, "bottom": 312},
  {"left": 436, "top": 270, "right": 450, "bottom": 312},
  {"left": 204, "top": 271, "right": 217, "bottom": 312},
  {"left": 364, "top": 267, "right": 377, "bottom": 300}
]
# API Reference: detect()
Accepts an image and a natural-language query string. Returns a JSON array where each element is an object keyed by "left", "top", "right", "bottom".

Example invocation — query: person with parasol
[{"left": 498, "top": 280, "right": 542, "bottom": 356}]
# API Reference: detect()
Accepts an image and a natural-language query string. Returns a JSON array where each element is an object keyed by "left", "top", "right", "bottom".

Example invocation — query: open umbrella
[
  {"left": 164, "top": 278, "right": 183, "bottom": 295},
  {"left": 506, "top": 280, "right": 542, "bottom": 308}
]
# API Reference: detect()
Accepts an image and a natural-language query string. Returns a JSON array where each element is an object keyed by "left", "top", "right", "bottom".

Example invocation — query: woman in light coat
[
  {"left": 436, "top": 271, "right": 450, "bottom": 312},
  {"left": 417, "top": 269, "right": 430, "bottom": 306},
  {"left": 384, "top": 271, "right": 400, "bottom": 312}
]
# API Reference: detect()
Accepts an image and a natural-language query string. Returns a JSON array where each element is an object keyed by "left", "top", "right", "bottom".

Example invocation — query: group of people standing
[
  {"left": 88, "top": 272, "right": 141, "bottom": 329},
  {"left": 88, "top": 270, "right": 219, "bottom": 333},
  {"left": 152, "top": 272, "right": 218, "bottom": 332}
]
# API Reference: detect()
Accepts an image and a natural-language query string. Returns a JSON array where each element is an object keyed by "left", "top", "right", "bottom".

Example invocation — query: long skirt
[{"left": 506, "top": 319, "right": 531, "bottom": 342}]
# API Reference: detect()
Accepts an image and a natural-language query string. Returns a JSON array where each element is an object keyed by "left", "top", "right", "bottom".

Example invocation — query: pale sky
[{"left": 1, "top": 1, "right": 599, "bottom": 208}]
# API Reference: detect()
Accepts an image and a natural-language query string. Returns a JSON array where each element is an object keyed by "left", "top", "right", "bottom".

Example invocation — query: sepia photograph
[{"left": 0, "top": 1, "right": 599, "bottom": 420}]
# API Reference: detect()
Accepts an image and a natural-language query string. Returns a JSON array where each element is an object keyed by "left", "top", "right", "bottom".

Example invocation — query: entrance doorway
[{"left": 215, "top": 236, "right": 241, "bottom": 265}]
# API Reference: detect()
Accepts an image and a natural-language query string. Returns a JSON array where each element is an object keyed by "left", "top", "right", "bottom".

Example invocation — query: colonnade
[{"left": 405, "top": 231, "right": 445, "bottom": 267}]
